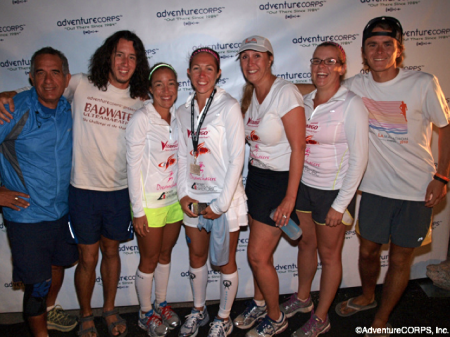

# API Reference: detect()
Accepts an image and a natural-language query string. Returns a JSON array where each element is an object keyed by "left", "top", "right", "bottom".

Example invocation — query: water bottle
[{"left": 270, "top": 208, "right": 302, "bottom": 240}]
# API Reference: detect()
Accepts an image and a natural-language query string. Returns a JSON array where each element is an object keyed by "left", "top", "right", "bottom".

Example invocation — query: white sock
[
  {"left": 46, "top": 305, "right": 55, "bottom": 312},
  {"left": 154, "top": 263, "right": 171, "bottom": 305},
  {"left": 218, "top": 271, "right": 238, "bottom": 319},
  {"left": 135, "top": 268, "right": 153, "bottom": 313},
  {"left": 254, "top": 299, "right": 266, "bottom": 307},
  {"left": 189, "top": 264, "right": 208, "bottom": 308}
]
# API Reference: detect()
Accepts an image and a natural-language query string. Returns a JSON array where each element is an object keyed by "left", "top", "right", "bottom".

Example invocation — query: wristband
[
  {"left": 435, "top": 173, "right": 449, "bottom": 182},
  {"left": 434, "top": 174, "right": 449, "bottom": 185}
]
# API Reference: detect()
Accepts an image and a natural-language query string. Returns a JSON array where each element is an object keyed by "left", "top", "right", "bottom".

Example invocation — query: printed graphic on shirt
[
  {"left": 158, "top": 154, "right": 176, "bottom": 171},
  {"left": 187, "top": 128, "right": 209, "bottom": 139},
  {"left": 191, "top": 182, "right": 217, "bottom": 192},
  {"left": 246, "top": 117, "right": 261, "bottom": 127},
  {"left": 157, "top": 189, "right": 177, "bottom": 200},
  {"left": 190, "top": 142, "right": 210, "bottom": 156},
  {"left": 250, "top": 144, "right": 269, "bottom": 161},
  {"left": 189, "top": 161, "right": 217, "bottom": 182},
  {"left": 82, "top": 97, "right": 137, "bottom": 130},
  {"left": 362, "top": 97, "right": 408, "bottom": 135},
  {"left": 161, "top": 140, "right": 178, "bottom": 151},
  {"left": 246, "top": 130, "right": 260, "bottom": 142},
  {"left": 305, "top": 135, "right": 318, "bottom": 145}
]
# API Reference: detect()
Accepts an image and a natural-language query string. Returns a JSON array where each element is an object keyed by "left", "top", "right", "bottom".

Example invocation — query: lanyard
[{"left": 190, "top": 88, "right": 216, "bottom": 160}]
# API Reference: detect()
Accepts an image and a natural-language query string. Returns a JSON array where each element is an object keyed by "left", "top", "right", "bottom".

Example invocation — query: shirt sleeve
[
  {"left": 210, "top": 102, "right": 245, "bottom": 215},
  {"left": 331, "top": 94, "right": 369, "bottom": 213},
  {"left": 0, "top": 104, "right": 20, "bottom": 143},
  {"left": 277, "top": 83, "right": 304, "bottom": 119},
  {"left": 126, "top": 107, "right": 148, "bottom": 218},
  {"left": 423, "top": 75, "right": 450, "bottom": 128},
  {"left": 176, "top": 107, "right": 189, "bottom": 201},
  {"left": 15, "top": 86, "right": 32, "bottom": 93},
  {"left": 341, "top": 77, "right": 355, "bottom": 91},
  {"left": 63, "top": 73, "right": 83, "bottom": 102}
]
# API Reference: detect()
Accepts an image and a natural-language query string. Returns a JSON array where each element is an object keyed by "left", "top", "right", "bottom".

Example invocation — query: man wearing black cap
[{"left": 332, "top": 17, "right": 450, "bottom": 335}]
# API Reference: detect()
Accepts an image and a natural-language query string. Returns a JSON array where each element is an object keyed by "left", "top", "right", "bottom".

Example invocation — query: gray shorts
[{"left": 358, "top": 192, "right": 432, "bottom": 248}]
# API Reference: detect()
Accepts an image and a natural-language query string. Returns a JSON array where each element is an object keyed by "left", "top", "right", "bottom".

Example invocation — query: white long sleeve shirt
[
  {"left": 126, "top": 101, "right": 178, "bottom": 217},
  {"left": 177, "top": 87, "right": 245, "bottom": 215},
  {"left": 302, "top": 86, "right": 369, "bottom": 213}
]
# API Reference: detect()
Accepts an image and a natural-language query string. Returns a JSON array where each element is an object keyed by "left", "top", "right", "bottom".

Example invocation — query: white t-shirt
[
  {"left": 302, "top": 86, "right": 369, "bottom": 213},
  {"left": 177, "top": 87, "right": 246, "bottom": 217},
  {"left": 126, "top": 101, "right": 179, "bottom": 217},
  {"left": 64, "top": 74, "right": 144, "bottom": 191},
  {"left": 244, "top": 78, "right": 304, "bottom": 171},
  {"left": 344, "top": 69, "right": 449, "bottom": 201}
]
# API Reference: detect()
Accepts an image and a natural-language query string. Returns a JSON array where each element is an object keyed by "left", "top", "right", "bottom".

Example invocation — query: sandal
[
  {"left": 102, "top": 309, "right": 128, "bottom": 337},
  {"left": 335, "top": 297, "right": 377, "bottom": 317},
  {"left": 77, "top": 314, "right": 98, "bottom": 337}
]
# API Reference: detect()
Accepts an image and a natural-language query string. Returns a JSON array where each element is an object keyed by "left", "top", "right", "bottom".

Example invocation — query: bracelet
[
  {"left": 435, "top": 173, "right": 449, "bottom": 182},
  {"left": 434, "top": 175, "right": 449, "bottom": 185}
]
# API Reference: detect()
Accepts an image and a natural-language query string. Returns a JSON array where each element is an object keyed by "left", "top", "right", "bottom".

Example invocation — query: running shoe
[
  {"left": 46, "top": 305, "right": 77, "bottom": 332},
  {"left": 280, "top": 293, "right": 314, "bottom": 318},
  {"left": 291, "top": 312, "right": 330, "bottom": 337},
  {"left": 138, "top": 309, "right": 169, "bottom": 337},
  {"left": 154, "top": 301, "right": 180, "bottom": 330},
  {"left": 246, "top": 312, "right": 288, "bottom": 337},
  {"left": 179, "top": 307, "right": 210, "bottom": 337},
  {"left": 233, "top": 300, "right": 267, "bottom": 329},
  {"left": 207, "top": 317, "right": 234, "bottom": 337}
]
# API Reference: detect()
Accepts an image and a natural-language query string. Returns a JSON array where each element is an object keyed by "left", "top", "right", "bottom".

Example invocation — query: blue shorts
[
  {"left": 6, "top": 214, "right": 79, "bottom": 284},
  {"left": 69, "top": 185, "right": 133, "bottom": 244},
  {"left": 358, "top": 192, "right": 432, "bottom": 248}
]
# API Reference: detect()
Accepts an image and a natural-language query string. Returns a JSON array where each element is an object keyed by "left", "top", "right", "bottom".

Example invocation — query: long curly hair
[{"left": 88, "top": 30, "right": 150, "bottom": 100}]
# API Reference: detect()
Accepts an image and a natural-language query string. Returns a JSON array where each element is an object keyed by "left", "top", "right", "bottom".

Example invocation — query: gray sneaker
[
  {"left": 154, "top": 301, "right": 180, "bottom": 330},
  {"left": 291, "top": 312, "right": 330, "bottom": 337},
  {"left": 179, "top": 307, "right": 210, "bottom": 337},
  {"left": 207, "top": 318, "right": 234, "bottom": 337},
  {"left": 138, "top": 309, "right": 169, "bottom": 337},
  {"left": 280, "top": 293, "right": 314, "bottom": 318},
  {"left": 234, "top": 300, "right": 267, "bottom": 329},
  {"left": 46, "top": 305, "right": 77, "bottom": 332},
  {"left": 246, "top": 312, "right": 288, "bottom": 337}
]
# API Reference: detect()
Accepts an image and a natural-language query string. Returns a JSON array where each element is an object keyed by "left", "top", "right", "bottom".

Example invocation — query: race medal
[{"left": 190, "top": 163, "right": 201, "bottom": 176}]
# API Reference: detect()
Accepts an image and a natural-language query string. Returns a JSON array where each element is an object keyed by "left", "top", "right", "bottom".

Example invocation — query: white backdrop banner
[{"left": 0, "top": 0, "right": 449, "bottom": 313}]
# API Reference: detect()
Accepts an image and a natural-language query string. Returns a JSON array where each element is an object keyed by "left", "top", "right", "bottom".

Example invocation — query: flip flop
[{"left": 335, "top": 297, "right": 377, "bottom": 317}]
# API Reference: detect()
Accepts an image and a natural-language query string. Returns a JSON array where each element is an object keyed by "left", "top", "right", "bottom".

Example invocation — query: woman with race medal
[
  {"left": 177, "top": 47, "right": 247, "bottom": 337},
  {"left": 233, "top": 36, "right": 306, "bottom": 337},
  {"left": 126, "top": 63, "right": 182, "bottom": 337}
]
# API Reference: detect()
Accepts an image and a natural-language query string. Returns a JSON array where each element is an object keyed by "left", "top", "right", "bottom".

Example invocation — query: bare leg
[
  {"left": 28, "top": 313, "right": 47, "bottom": 337},
  {"left": 248, "top": 215, "right": 264, "bottom": 302},
  {"left": 47, "top": 265, "right": 64, "bottom": 308},
  {"left": 99, "top": 236, "right": 125, "bottom": 336},
  {"left": 314, "top": 223, "right": 346, "bottom": 321},
  {"left": 339, "top": 236, "right": 381, "bottom": 315},
  {"left": 137, "top": 227, "right": 164, "bottom": 274},
  {"left": 75, "top": 242, "right": 100, "bottom": 336},
  {"left": 296, "top": 211, "right": 318, "bottom": 300},
  {"left": 247, "top": 220, "right": 282, "bottom": 321},
  {"left": 371, "top": 243, "right": 415, "bottom": 329},
  {"left": 158, "top": 221, "right": 182, "bottom": 265}
]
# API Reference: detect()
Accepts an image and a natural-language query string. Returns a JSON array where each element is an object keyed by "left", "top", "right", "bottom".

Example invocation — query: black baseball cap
[{"left": 362, "top": 16, "right": 403, "bottom": 46}]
